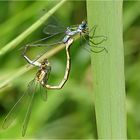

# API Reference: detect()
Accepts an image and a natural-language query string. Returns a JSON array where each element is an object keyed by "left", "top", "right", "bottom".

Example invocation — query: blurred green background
[{"left": 0, "top": 0, "right": 140, "bottom": 139}]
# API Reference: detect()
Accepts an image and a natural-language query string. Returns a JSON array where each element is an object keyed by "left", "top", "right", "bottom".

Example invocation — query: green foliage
[
  {"left": 0, "top": 0, "right": 140, "bottom": 139},
  {"left": 0, "top": 1, "right": 93, "bottom": 139},
  {"left": 87, "top": 1, "right": 126, "bottom": 139}
]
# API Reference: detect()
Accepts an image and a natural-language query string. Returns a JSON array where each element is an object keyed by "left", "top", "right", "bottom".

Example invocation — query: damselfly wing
[{"left": 2, "top": 75, "right": 49, "bottom": 136}]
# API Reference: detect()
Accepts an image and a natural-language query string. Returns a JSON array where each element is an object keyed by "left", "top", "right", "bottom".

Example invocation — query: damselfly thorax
[
  {"left": 36, "top": 59, "right": 51, "bottom": 85},
  {"left": 36, "top": 70, "right": 46, "bottom": 84}
]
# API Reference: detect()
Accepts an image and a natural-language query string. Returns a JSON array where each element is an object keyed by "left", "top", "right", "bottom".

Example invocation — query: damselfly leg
[
  {"left": 81, "top": 33, "right": 108, "bottom": 53},
  {"left": 87, "top": 25, "right": 107, "bottom": 45},
  {"left": 79, "top": 22, "right": 108, "bottom": 53}
]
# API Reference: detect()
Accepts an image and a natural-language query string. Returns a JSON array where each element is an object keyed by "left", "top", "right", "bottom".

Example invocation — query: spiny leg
[
  {"left": 89, "top": 36, "right": 107, "bottom": 45},
  {"left": 78, "top": 32, "right": 100, "bottom": 53},
  {"left": 89, "top": 39, "right": 108, "bottom": 53},
  {"left": 44, "top": 38, "right": 73, "bottom": 89},
  {"left": 88, "top": 25, "right": 107, "bottom": 40},
  {"left": 86, "top": 25, "right": 107, "bottom": 45},
  {"left": 79, "top": 32, "right": 93, "bottom": 53},
  {"left": 88, "top": 25, "right": 98, "bottom": 38},
  {"left": 81, "top": 33, "right": 107, "bottom": 53}
]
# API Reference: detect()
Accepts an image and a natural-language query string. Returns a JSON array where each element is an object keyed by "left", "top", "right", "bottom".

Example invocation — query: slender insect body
[
  {"left": 62, "top": 21, "right": 87, "bottom": 44},
  {"left": 36, "top": 70, "right": 46, "bottom": 85},
  {"left": 66, "top": 27, "right": 77, "bottom": 36},
  {"left": 62, "top": 35, "right": 71, "bottom": 43},
  {"left": 66, "top": 21, "right": 87, "bottom": 37},
  {"left": 36, "top": 59, "right": 51, "bottom": 85}
]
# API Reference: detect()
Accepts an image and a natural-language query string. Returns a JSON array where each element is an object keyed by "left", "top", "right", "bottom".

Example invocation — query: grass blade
[
  {"left": 0, "top": 0, "right": 67, "bottom": 56},
  {"left": 87, "top": 1, "right": 127, "bottom": 139}
]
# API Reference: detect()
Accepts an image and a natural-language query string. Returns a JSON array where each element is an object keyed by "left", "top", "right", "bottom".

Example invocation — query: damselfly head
[
  {"left": 41, "top": 59, "right": 50, "bottom": 67},
  {"left": 78, "top": 20, "right": 87, "bottom": 32},
  {"left": 81, "top": 20, "right": 87, "bottom": 29}
]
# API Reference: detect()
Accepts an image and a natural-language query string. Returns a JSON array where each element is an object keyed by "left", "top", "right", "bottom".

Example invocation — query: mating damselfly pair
[{"left": 2, "top": 20, "right": 107, "bottom": 136}]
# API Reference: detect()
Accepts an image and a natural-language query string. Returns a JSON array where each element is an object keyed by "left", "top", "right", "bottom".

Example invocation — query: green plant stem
[
  {"left": 87, "top": 1, "right": 127, "bottom": 139},
  {"left": 0, "top": 1, "right": 48, "bottom": 48},
  {"left": 0, "top": 1, "right": 47, "bottom": 38},
  {"left": 0, "top": 0, "right": 67, "bottom": 56}
]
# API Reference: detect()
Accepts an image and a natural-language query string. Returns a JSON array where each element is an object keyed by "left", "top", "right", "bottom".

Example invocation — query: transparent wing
[
  {"left": 2, "top": 80, "right": 35, "bottom": 136},
  {"left": 27, "top": 79, "right": 36, "bottom": 96},
  {"left": 22, "top": 80, "right": 38, "bottom": 136},
  {"left": 69, "top": 24, "right": 79, "bottom": 31},
  {"left": 43, "top": 13, "right": 66, "bottom": 35},
  {"left": 39, "top": 85, "right": 47, "bottom": 101},
  {"left": 43, "top": 23, "right": 80, "bottom": 35},
  {"left": 18, "top": 33, "right": 62, "bottom": 52},
  {"left": 43, "top": 25, "right": 65, "bottom": 35},
  {"left": 2, "top": 79, "right": 36, "bottom": 129},
  {"left": 2, "top": 92, "right": 27, "bottom": 129},
  {"left": 26, "top": 36, "right": 65, "bottom": 65}
]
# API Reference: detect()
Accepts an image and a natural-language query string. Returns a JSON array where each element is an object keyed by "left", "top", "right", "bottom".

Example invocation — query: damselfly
[
  {"left": 23, "top": 38, "right": 73, "bottom": 89},
  {"left": 2, "top": 38, "right": 73, "bottom": 136},
  {"left": 24, "top": 20, "right": 107, "bottom": 57},
  {"left": 2, "top": 59, "right": 50, "bottom": 136}
]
